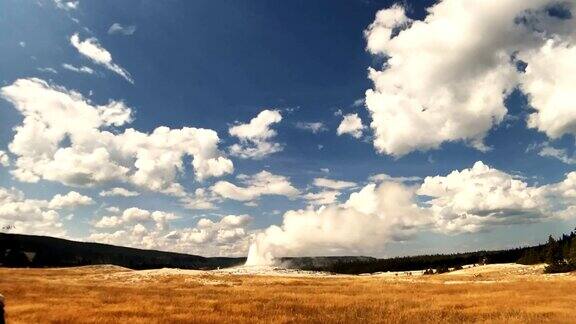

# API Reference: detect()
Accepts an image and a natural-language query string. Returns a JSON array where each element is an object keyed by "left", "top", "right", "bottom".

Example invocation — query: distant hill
[
  {"left": 2, "top": 230, "right": 575, "bottom": 274},
  {"left": 0, "top": 233, "right": 245, "bottom": 270}
]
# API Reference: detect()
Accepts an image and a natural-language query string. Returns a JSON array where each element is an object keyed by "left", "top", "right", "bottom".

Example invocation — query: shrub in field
[{"left": 435, "top": 266, "right": 449, "bottom": 274}]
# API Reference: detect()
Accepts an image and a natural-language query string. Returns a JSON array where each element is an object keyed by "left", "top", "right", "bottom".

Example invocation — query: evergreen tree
[
  {"left": 569, "top": 237, "right": 576, "bottom": 265},
  {"left": 545, "top": 235, "right": 562, "bottom": 264},
  {"left": 518, "top": 248, "right": 539, "bottom": 265}
]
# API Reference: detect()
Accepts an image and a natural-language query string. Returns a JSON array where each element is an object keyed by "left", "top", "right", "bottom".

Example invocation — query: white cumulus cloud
[
  {"left": 418, "top": 161, "right": 550, "bottom": 234},
  {"left": 247, "top": 181, "right": 429, "bottom": 265},
  {"left": 91, "top": 209, "right": 252, "bottom": 256},
  {"left": 0, "top": 187, "right": 68, "bottom": 237},
  {"left": 246, "top": 160, "right": 576, "bottom": 264},
  {"left": 212, "top": 171, "right": 299, "bottom": 202},
  {"left": 0, "top": 78, "right": 233, "bottom": 193},
  {"left": 337, "top": 113, "right": 365, "bottom": 139},
  {"left": 48, "top": 191, "right": 94, "bottom": 209},
  {"left": 229, "top": 109, "right": 283, "bottom": 159},
  {"left": 364, "top": 0, "right": 576, "bottom": 156},
  {"left": 519, "top": 40, "right": 576, "bottom": 138}
]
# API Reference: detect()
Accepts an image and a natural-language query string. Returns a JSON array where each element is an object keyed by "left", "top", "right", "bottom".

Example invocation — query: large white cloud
[
  {"left": 183, "top": 215, "right": 252, "bottom": 245},
  {"left": 418, "top": 161, "right": 551, "bottom": 233},
  {"left": 91, "top": 209, "right": 252, "bottom": 256},
  {"left": 247, "top": 161, "right": 576, "bottom": 264},
  {"left": 0, "top": 78, "right": 233, "bottom": 192},
  {"left": 0, "top": 187, "right": 93, "bottom": 237},
  {"left": 38, "top": 147, "right": 130, "bottom": 187},
  {"left": 70, "top": 33, "right": 134, "bottom": 83},
  {"left": 212, "top": 171, "right": 299, "bottom": 202},
  {"left": 94, "top": 207, "right": 175, "bottom": 229},
  {"left": 48, "top": 191, "right": 94, "bottom": 209},
  {"left": 519, "top": 40, "right": 576, "bottom": 138},
  {"left": 229, "top": 109, "right": 283, "bottom": 159},
  {"left": 247, "top": 181, "right": 430, "bottom": 265},
  {"left": 364, "top": 0, "right": 576, "bottom": 156},
  {"left": 547, "top": 170, "right": 576, "bottom": 200}
]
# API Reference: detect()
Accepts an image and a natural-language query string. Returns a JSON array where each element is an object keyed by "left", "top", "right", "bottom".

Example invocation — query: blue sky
[{"left": 0, "top": 0, "right": 575, "bottom": 260}]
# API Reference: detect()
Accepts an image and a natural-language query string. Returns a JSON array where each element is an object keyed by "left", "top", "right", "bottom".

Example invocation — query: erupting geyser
[
  {"left": 244, "top": 182, "right": 430, "bottom": 266},
  {"left": 245, "top": 241, "right": 275, "bottom": 266}
]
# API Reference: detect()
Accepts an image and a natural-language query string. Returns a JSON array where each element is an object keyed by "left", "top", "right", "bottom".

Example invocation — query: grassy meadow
[{"left": 0, "top": 265, "right": 575, "bottom": 323}]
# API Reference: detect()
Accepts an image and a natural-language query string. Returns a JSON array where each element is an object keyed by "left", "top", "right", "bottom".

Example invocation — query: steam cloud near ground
[
  {"left": 246, "top": 182, "right": 430, "bottom": 265},
  {"left": 246, "top": 161, "right": 576, "bottom": 265}
]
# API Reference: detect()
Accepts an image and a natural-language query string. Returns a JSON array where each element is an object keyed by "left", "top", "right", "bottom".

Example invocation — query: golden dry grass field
[{"left": 0, "top": 264, "right": 575, "bottom": 323}]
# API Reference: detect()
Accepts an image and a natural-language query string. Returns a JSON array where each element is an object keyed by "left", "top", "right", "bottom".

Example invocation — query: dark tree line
[
  {"left": 285, "top": 248, "right": 531, "bottom": 274},
  {"left": 287, "top": 228, "right": 576, "bottom": 274},
  {"left": 517, "top": 230, "right": 576, "bottom": 273}
]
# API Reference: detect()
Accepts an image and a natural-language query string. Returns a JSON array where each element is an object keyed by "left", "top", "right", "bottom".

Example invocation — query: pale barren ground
[{"left": 1, "top": 264, "right": 575, "bottom": 323}]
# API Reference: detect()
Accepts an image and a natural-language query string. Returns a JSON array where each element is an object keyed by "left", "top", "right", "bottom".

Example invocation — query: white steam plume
[
  {"left": 245, "top": 161, "right": 576, "bottom": 265},
  {"left": 245, "top": 182, "right": 430, "bottom": 265}
]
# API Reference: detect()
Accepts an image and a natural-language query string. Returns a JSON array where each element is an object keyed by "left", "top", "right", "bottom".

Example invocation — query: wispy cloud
[
  {"left": 62, "top": 63, "right": 94, "bottom": 74},
  {"left": 70, "top": 33, "right": 133, "bottom": 83},
  {"left": 54, "top": 0, "right": 78, "bottom": 11},
  {"left": 108, "top": 23, "right": 137, "bottom": 36},
  {"left": 37, "top": 67, "right": 58, "bottom": 74},
  {"left": 527, "top": 142, "right": 576, "bottom": 164},
  {"left": 295, "top": 121, "right": 327, "bottom": 134}
]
